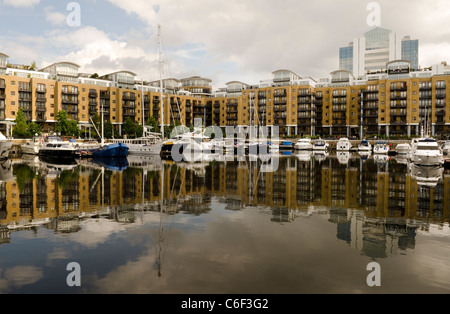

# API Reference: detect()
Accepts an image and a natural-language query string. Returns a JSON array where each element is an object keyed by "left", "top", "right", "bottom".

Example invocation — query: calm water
[{"left": 0, "top": 152, "right": 449, "bottom": 294}]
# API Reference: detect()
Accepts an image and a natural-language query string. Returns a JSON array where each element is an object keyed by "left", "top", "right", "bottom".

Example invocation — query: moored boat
[
  {"left": 395, "top": 143, "right": 411, "bottom": 155},
  {"left": 373, "top": 141, "right": 390, "bottom": 154},
  {"left": 38, "top": 136, "right": 80, "bottom": 159},
  {"left": 0, "top": 132, "right": 12, "bottom": 160},
  {"left": 358, "top": 139, "right": 372, "bottom": 152},
  {"left": 313, "top": 139, "right": 329, "bottom": 151},
  {"left": 91, "top": 143, "right": 129, "bottom": 158},
  {"left": 294, "top": 138, "right": 313, "bottom": 150},
  {"left": 21, "top": 136, "right": 44, "bottom": 155},
  {"left": 336, "top": 137, "right": 352, "bottom": 151},
  {"left": 410, "top": 137, "right": 444, "bottom": 166}
]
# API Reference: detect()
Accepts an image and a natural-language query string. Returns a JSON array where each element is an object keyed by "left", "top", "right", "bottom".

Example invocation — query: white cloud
[
  {"left": 2, "top": 0, "right": 40, "bottom": 7},
  {"left": 104, "top": 0, "right": 450, "bottom": 87},
  {"left": 44, "top": 6, "right": 67, "bottom": 26}
]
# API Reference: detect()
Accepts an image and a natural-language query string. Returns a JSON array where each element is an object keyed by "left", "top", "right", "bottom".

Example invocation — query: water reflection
[{"left": 0, "top": 153, "right": 449, "bottom": 293}]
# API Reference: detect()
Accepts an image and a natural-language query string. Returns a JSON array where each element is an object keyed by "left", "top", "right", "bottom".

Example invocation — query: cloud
[
  {"left": 2, "top": 0, "right": 40, "bottom": 7},
  {"left": 44, "top": 6, "right": 67, "bottom": 26},
  {"left": 104, "top": 0, "right": 450, "bottom": 87},
  {"left": 0, "top": 266, "right": 44, "bottom": 292}
]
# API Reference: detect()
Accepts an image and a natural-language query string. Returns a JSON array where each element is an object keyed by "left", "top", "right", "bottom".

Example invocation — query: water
[{"left": 0, "top": 152, "right": 449, "bottom": 294}]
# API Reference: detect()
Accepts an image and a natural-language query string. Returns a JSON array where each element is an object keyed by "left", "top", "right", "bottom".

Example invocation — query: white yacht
[
  {"left": 294, "top": 138, "right": 313, "bottom": 150},
  {"left": 38, "top": 136, "right": 81, "bottom": 159},
  {"left": 0, "top": 132, "right": 12, "bottom": 160},
  {"left": 313, "top": 139, "right": 329, "bottom": 151},
  {"left": 21, "top": 136, "right": 44, "bottom": 155},
  {"left": 395, "top": 143, "right": 411, "bottom": 156},
  {"left": 373, "top": 141, "right": 390, "bottom": 154},
  {"left": 336, "top": 137, "right": 352, "bottom": 151},
  {"left": 410, "top": 137, "right": 444, "bottom": 166},
  {"left": 358, "top": 140, "right": 372, "bottom": 152}
]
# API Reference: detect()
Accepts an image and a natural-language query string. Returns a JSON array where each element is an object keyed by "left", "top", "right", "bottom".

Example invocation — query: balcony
[
  {"left": 122, "top": 94, "right": 136, "bottom": 101},
  {"left": 390, "top": 120, "right": 406, "bottom": 125},
  {"left": 419, "top": 85, "right": 432, "bottom": 91},
  {"left": 62, "top": 90, "right": 79, "bottom": 96},
  {"left": 36, "top": 87, "right": 47, "bottom": 93},
  {"left": 436, "top": 110, "right": 445, "bottom": 116},
  {"left": 390, "top": 85, "right": 407, "bottom": 91},
  {"left": 36, "top": 115, "right": 46, "bottom": 122},
  {"left": 89, "top": 91, "right": 98, "bottom": 98},
  {"left": 390, "top": 95, "right": 407, "bottom": 101},
  {"left": 274, "top": 106, "right": 286, "bottom": 112},
  {"left": 36, "top": 106, "right": 46, "bottom": 112},
  {"left": 436, "top": 93, "right": 446, "bottom": 99},
  {"left": 62, "top": 98, "right": 79, "bottom": 104},
  {"left": 100, "top": 91, "right": 110, "bottom": 99}
]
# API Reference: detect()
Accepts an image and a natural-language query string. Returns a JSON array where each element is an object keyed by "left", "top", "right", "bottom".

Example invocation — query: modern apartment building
[
  {"left": 0, "top": 52, "right": 449, "bottom": 139},
  {"left": 339, "top": 27, "right": 419, "bottom": 78}
]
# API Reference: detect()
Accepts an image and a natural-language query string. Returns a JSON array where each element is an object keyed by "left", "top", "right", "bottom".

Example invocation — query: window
[{"left": 11, "top": 111, "right": 15, "bottom": 115}]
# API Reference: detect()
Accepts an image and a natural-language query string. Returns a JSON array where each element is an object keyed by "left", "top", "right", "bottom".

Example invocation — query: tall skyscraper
[
  {"left": 402, "top": 36, "right": 419, "bottom": 70},
  {"left": 339, "top": 44, "right": 353, "bottom": 73},
  {"left": 339, "top": 27, "right": 419, "bottom": 78}
]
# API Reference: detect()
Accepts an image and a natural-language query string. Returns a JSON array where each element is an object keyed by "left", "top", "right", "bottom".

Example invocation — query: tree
[
  {"left": 90, "top": 73, "right": 99, "bottom": 79},
  {"left": 104, "top": 120, "right": 114, "bottom": 139},
  {"left": 27, "top": 122, "right": 42, "bottom": 137},
  {"left": 146, "top": 116, "right": 160, "bottom": 134},
  {"left": 13, "top": 108, "right": 28, "bottom": 138},
  {"left": 123, "top": 117, "right": 136, "bottom": 138},
  {"left": 56, "top": 110, "right": 80, "bottom": 137},
  {"left": 30, "top": 61, "right": 37, "bottom": 71}
]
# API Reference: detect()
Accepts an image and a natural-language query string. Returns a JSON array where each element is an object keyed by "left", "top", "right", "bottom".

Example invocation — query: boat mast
[
  {"left": 158, "top": 25, "right": 164, "bottom": 140},
  {"left": 101, "top": 97, "right": 104, "bottom": 146}
]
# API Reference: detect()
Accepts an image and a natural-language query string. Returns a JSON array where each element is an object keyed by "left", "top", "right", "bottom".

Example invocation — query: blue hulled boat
[{"left": 91, "top": 143, "right": 129, "bottom": 158}]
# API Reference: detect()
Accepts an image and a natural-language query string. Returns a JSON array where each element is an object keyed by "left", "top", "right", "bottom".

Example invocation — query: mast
[
  {"left": 101, "top": 98, "right": 104, "bottom": 146},
  {"left": 158, "top": 24, "right": 164, "bottom": 140},
  {"left": 142, "top": 79, "right": 145, "bottom": 135}
]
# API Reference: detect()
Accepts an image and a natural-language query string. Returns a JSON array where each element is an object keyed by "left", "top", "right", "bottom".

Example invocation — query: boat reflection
[
  {"left": 358, "top": 151, "right": 371, "bottom": 162},
  {"left": 336, "top": 151, "right": 350, "bottom": 164},
  {"left": 409, "top": 163, "right": 444, "bottom": 188},
  {"left": 295, "top": 151, "right": 312, "bottom": 162}
]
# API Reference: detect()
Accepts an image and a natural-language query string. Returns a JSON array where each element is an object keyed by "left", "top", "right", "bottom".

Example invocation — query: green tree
[
  {"left": 13, "top": 108, "right": 28, "bottom": 138},
  {"left": 56, "top": 110, "right": 80, "bottom": 137},
  {"left": 29, "top": 61, "right": 37, "bottom": 71},
  {"left": 146, "top": 116, "right": 160, "bottom": 134},
  {"left": 27, "top": 122, "right": 42, "bottom": 137},
  {"left": 104, "top": 120, "right": 114, "bottom": 139},
  {"left": 123, "top": 117, "right": 136, "bottom": 138},
  {"left": 90, "top": 73, "right": 99, "bottom": 79}
]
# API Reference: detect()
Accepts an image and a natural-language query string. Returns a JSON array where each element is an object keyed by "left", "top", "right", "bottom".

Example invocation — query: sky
[{"left": 0, "top": 0, "right": 450, "bottom": 90}]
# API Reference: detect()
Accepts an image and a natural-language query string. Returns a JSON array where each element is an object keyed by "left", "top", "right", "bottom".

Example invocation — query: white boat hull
[
  {"left": 0, "top": 141, "right": 12, "bottom": 159},
  {"left": 411, "top": 154, "right": 444, "bottom": 166},
  {"left": 128, "top": 143, "right": 163, "bottom": 155}
]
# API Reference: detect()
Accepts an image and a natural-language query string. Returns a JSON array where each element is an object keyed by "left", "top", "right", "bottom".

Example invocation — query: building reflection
[{"left": 0, "top": 154, "right": 449, "bottom": 257}]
